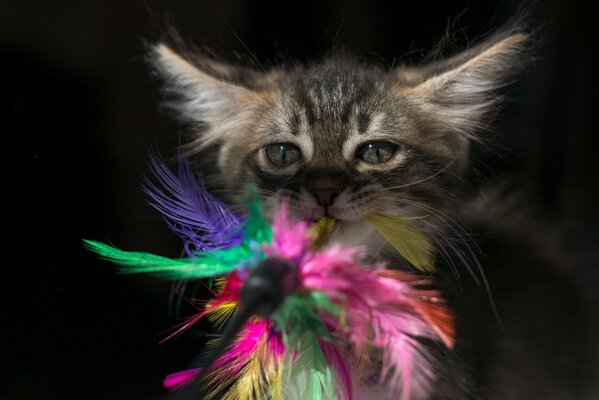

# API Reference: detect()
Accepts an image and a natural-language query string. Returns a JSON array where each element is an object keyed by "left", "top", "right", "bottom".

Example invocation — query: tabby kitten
[{"left": 150, "top": 24, "right": 598, "bottom": 400}]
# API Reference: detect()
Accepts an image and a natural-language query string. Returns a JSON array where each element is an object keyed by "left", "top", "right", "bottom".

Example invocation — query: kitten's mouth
[
  {"left": 308, "top": 215, "right": 359, "bottom": 227},
  {"left": 306, "top": 216, "right": 375, "bottom": 248},
  {"left": 309, "top": 217, "right": 335, "bottom": 223},
  {"left": 308, "top": 216, "right": 356, "bottom": 236},
  {"left": 309, "top": 216, "right": 343, "bottom": 225},
  {"left": 308, "top": 217, "right": 341, "bottom": 230}
]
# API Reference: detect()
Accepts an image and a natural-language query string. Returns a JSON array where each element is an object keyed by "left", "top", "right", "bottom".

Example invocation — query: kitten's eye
[
  {"left": 356, "top": 142, "right": 397, "bottom": 164},
  {"left": 265, "top": 143, "right": 302, "bottom": 167}
]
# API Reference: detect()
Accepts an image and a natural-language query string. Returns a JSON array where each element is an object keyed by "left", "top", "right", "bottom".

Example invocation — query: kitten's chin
[{"left": 328, "top": 218, "right": 375, "bottom": 247}]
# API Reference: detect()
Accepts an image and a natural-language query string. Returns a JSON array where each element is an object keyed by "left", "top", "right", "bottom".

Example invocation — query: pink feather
[
  {"left": 318, "top": 337, "right": 353, "bottom": 400},
  {"left": 299, "top": 246, "right": 448, "bottom": 399},
  {"left": 268, "top": 200, "right": 311, "bottom": 262},
  {"left": 163, "top": 368, "right": 201, "bottom": 390},
  {"left": 265, "top": 200, "right": 454, "bottom": 399},
  {"left": 162, "top": 321, "right": 269, "bottom": 391},
  {"left": 212, "top": 320, "right": 271, "bottom": 376}
]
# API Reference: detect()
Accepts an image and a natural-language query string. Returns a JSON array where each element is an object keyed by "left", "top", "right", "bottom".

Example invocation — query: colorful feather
[
  {"left": 367, "top": 213, "right": 435, "bottom": 272},
  {"left": 163, "top": 368, "right": 201, "bottom": 391},
  {"left": 86, "top": 155, "right": 455, "bottom": 400},
  {"left": 240, "top": 184, "right": 273, "bottom": 245},
  {"left": 144, "top": 151, "right": 243, "bottom": 253},
  {"left": 83, "top": 240, "right": 247, "bottom": 280},
  {"left": 282, "top": 332, "right": 336, "bottom": 400},
  {"left": 318, "top": 337, "right": 353, "bottom": 400},
  {"left": 199, "top": 320, "right": 285, "bottom": 400}
]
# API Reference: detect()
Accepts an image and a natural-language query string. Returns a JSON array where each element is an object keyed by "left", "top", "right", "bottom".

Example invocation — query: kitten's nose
[{"left": 309, "top": 178, "right": 342, "bottom": 207}]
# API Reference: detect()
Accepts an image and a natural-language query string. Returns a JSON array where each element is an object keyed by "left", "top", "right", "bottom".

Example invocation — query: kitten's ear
[
  {"left": 396, "top": 31, "right": 529, "bottom": 138},
  {"left": 150, "top": 43, "right": 270, "bottom": 147}
]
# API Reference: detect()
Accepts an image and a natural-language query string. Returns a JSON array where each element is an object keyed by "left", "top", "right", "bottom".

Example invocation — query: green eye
[
  {"left": 266, "top": 143, "right": 302, "bottom": 166},
  {"left": 356, "top": 142, "right": 397, "bottom": 164}
]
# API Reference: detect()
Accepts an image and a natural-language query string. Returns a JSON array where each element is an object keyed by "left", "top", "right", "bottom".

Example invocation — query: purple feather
[{"left": 143, "top": 151, "right": 243, "bottom": 254}]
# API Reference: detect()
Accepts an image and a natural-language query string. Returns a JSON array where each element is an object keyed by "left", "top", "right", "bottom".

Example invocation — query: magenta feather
[
  {"left": 301, "top": 252, "right": 445, "bottom": 399},
  {"left": 163, "top": 320, "right": 275, "bottom": 392},
  {"left": 211, "top": 320, "right": 273, "bottom": 376},
  {"left": 265, "top": 203, "right": 451, "bottom": 399},
  {"left": 318, "top": 337, "right": 353, "bottom": 400},
  {"left": 164, "top": 368, "right": 201, "bottom": 391},
  {"left": 268, "top": 202, "right": 312, "bottom": 262}
]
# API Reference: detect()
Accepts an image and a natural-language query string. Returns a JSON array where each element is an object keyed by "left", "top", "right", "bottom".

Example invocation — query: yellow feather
[
  {"left": 270, "top": 357, "right": 284, "bottom": 400},
  {"left": 309, "top": 216, "right": 336, "bottom": 250},
  {"left": 213, "top": 277, "right": 227, "bottom": 292},
  {"left": 206, "top": 302, "right": 238, "bottom": 329},
  {"left": 221, "top": 332, "right": 283, "bottom": 400},
  {"left": 367, "top": 213, "right": 435, "bottom": 272}
]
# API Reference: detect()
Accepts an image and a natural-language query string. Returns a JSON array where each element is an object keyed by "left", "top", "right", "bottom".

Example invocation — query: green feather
[
  {"left": 271, "top": 292, "right": 340, "bottom": 400},
  {"left": 271, "top": 292, "right": 340, "bottom": 341},
  {"left": 297, "top": 334, "right": 336, "bottom": 400},
  {"left": 83, "top": 240, "right": 239, "bottom": 280},
  {"left": 241, "top": 184, "right": 272, "bottom": 245},
  {"left": 280, "top": 332, "right": 336, "bottom": 400},
  {"left": 84, "top": 183, "right": 273, "bottom": 280}
]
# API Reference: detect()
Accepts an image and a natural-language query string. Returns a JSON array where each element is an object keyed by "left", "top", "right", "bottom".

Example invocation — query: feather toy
[{"left": 84, "top": 155, "right": 454, "bottom": 400}]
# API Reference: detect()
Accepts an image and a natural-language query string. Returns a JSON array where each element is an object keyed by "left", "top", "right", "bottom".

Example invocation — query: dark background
[{"left": 2, "top": 1, "right": 598, "bottom": 399}]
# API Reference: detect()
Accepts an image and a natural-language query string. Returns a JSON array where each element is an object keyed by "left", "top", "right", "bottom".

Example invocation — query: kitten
[{"left": 150, "top": 23, "right": 598, "bottom": 399}]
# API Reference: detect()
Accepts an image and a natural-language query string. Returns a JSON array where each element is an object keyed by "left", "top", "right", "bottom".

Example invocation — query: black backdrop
[{"left": 2, "top": 1, "right": 598, "bottom": 399}]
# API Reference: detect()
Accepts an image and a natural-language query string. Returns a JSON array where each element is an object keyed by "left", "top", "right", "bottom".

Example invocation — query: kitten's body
[
  {"left": 431, "top": 197, "right": 598, "bottom": 399},
  {"left": 151, "top": 23, "right": 598, "bottom": 399}
]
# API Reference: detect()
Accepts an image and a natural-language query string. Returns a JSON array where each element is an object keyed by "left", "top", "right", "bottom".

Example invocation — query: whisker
[
  {"left": 378, "top": 154, "right": 459, "bottom": 191},
  {"left": 391, "top": 196, "right": 505, "bottom": 331},
  {"left": 424, "top": 228, "right": 463, "bottom": 285},
  {"left": 394, "top": 197, "right": 481, "bottom": 253},
  {"left": 395, "top": 198, "right": 481, "bottom": 281},
  {"left": 372, "top": 194, "right": 482, "bottom": 284}
]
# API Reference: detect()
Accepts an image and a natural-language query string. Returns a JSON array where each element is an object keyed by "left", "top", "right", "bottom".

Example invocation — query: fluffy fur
[{"left": 149, "top": 20, "right": 598, "bottom": 400}]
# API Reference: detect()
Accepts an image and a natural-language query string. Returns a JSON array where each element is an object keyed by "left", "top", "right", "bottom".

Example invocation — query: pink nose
[{"left": 310, "top": 179, "right": 342, "bottom": 207}]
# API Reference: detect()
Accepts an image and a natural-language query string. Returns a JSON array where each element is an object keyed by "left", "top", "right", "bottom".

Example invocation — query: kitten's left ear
[{"left": 396, "top": 31, "right": 529, "bottom": 138}]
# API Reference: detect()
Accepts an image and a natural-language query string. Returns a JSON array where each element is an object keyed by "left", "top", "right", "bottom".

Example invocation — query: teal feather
[
  {"left": 283, "top": 332, "right": 336, "bottom": 400},
  {"left": 240, "top": 185, "right": 272, "bottom": 245},
  {"left": 271, "top": 292, "right": 340, "bottom": 400},
  {"left": 271, "top": 292, "right": 340, "bottom": 342},
  {"left": 83, "top": 240, "right": 239, "bottom": 279}
]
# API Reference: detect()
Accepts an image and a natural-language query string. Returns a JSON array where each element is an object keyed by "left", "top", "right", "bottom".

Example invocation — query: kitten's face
[
  {"left": 227, "top": 62, "right": 464, "bottom": 244},
  {"left": 152, "top": 33, "right": 526, "bottom": 246}
]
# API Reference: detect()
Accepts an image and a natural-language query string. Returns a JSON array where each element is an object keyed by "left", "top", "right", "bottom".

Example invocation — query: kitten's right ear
[
  {"left": 395, "top": 29, "right": 530, "bottom": 140},
  {"left": 150, "top": 43, "right": 266, "bottom": 147}
]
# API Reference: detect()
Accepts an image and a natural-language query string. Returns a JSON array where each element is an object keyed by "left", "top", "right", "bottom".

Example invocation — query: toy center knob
[{"left": 240, "top": 257, "right": 299, "bottom": 316}]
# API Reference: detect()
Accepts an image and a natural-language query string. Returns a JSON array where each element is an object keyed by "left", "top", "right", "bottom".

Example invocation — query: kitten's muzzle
[
  {"left": 309, "top": 177, "right": 343, "bottom": 207},
  {"left": 311, "top": 187, "right": 341, "bottom": 207}
]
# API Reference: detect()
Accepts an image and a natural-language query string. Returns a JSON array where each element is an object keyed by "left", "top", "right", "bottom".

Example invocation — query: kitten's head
[{"left": 150, "top": 28, "right": 528, "bottom": 247}]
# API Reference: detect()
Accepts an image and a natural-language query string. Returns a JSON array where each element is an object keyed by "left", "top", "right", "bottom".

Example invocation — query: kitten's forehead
[
  {"left": 278, "top": 61, "right": 391, "bottom": 160},
  {"left": 288, "top": 62, "right": 386, "bottom": 121}
]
